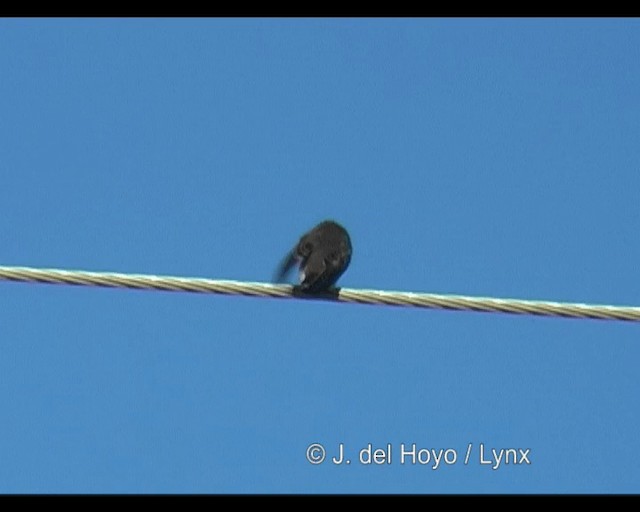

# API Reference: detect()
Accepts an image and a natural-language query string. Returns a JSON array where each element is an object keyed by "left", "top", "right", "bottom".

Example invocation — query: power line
[{"left": 0, "top": 265, "right": 638, "bottom": 322}]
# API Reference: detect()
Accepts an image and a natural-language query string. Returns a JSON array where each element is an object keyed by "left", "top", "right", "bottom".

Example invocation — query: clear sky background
[{"left": 0, "top": 18, "right": 639, "bottom": 494}]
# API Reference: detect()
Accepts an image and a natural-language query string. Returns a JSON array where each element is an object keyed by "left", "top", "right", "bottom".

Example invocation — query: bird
[{"left": 274, "top": 220, "right": 352, "bottom": 293}]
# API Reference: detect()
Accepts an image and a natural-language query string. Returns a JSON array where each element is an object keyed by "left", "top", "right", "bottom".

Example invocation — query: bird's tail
[{"left": 273, "top": 249, "right": 298, "bottom": 284}]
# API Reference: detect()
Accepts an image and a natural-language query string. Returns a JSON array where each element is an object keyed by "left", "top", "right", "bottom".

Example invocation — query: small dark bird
[{"left": 274, "top": 220, "right": 352, "bottom": 293}]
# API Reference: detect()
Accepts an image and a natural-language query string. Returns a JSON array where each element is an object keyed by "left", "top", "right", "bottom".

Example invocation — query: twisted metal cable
[{"left": 0, "top": 265, "right": 639, "bottom": 322}]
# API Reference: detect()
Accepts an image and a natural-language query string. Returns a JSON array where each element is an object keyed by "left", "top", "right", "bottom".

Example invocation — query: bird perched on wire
[{"left": 274, "top": 220, "right": 352, "bottom": 293}]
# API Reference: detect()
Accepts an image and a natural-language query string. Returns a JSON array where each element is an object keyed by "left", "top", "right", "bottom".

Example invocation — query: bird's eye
[{"left": 327, "top": 252, "right": 340, "bottom": 264}]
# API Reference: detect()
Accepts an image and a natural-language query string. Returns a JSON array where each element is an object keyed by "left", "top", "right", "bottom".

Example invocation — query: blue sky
[{"left": 0, "top": 18, "right": 639, "bottom": 493}]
